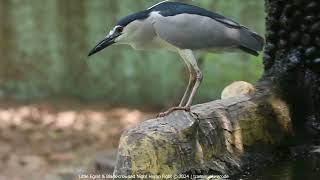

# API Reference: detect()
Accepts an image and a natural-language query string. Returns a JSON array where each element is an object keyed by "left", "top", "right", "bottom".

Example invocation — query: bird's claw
[{"left": 157, "top": 106, "right": 191, "bottom": 118}]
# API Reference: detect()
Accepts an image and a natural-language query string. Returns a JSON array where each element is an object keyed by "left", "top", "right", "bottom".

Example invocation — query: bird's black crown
[{"left": 116, "top": 11, "right": 150, "bottom": 27}]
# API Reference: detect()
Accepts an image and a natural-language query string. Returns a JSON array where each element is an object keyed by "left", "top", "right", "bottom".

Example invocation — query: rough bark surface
[
  {"left": 114, "top": 89, "right": 292, "bottom": 176},
  {"left": 262, "top": 0, "right": 320, "bottom": 133}
]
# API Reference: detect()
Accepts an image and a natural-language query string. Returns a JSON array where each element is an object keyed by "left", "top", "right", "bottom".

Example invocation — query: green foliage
[{"left": 0, "top": 0, "right": 265, "bottom": 108}]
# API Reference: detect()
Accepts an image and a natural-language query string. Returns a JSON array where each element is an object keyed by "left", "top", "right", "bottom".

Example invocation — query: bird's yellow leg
[
  {"left": 157, "top": 49, "right": 202, "bottom": 118},
  {"left": 179, "top": 56, "right": 196, "bottom": 107},
  {"left": 180, "top": 49, "right": 203, "bottom": 108},
  {"left": 185, "top": 70, "right": 203, "bottom": 107}
]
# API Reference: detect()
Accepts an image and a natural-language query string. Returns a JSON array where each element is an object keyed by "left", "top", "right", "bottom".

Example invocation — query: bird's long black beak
[{"left": 88, "top": 33, "right": 119, "bottom": 56}]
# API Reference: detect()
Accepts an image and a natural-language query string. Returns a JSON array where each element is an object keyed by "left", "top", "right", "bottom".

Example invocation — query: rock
[{"left": 221, "top": 81, "right": 256, "bottom": 100}]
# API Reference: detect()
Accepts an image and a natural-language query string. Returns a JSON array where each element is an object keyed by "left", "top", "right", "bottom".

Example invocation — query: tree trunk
[
  {"left": 113, "top": 0, "right": 320, "bottom": 176},
  {"left": 262, "top": 0, "right": 320, "bottom": 133}
]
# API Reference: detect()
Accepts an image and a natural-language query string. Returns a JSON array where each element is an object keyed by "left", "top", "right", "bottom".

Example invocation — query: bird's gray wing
[
  {"left": 152, "top": 13, "right": 264, "bottom": 54},
  {"left": 152, "top": 13, "right": 241, "bottom": 50}
]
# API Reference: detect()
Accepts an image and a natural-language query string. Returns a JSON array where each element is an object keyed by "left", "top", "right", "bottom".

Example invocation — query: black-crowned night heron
[{"left": 88, "top": 1, "right": 264, "bottom": 117}]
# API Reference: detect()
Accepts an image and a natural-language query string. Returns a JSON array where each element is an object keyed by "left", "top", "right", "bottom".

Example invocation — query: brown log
[{"left": 113, "top": 84, "right": 292, "bottom": 176}]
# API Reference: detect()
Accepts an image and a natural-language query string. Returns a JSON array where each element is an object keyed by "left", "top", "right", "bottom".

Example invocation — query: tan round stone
[{"left": 221, "top": 81, "right": 256, "bottom": 99}]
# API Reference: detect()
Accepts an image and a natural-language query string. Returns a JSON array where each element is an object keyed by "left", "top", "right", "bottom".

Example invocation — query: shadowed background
[{"left": 0, "top": 0, "right": 265, "bottom": 179}]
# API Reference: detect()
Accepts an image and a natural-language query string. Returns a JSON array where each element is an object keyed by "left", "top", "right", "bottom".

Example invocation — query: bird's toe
[{"left": 156, "top": 106, "right": 191, "bottom": 118}]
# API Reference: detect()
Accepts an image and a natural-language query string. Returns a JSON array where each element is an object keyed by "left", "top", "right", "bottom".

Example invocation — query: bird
[{"left": 88, "top": 0, "right": 264, "bottom": 117}]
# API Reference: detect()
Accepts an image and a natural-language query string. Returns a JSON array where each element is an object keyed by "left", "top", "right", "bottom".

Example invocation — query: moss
[
  {"left": 236, "top": 95, "right": 292, "bottom": 147},
  {"left": 268, "top": 96, "right": 292, "bottom": 133},
  {"left": 117, "top": 132, "right": 181, "bottom": 175},
  {"left": 237, "top": 104, "right": 272, "bottom": 146}
]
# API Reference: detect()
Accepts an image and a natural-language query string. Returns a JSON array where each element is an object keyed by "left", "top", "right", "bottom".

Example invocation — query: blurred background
[{"left": 0, "top": 0, "right": 265, "bottom": 179}]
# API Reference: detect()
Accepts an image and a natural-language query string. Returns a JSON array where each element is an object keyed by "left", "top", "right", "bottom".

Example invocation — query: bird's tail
[{"left": 238, "top": 28, "right": 265, "bottom": 56}]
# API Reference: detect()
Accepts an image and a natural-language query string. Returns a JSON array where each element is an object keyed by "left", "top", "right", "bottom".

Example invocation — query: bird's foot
[{"left": 157, "top": 106, "right": 191, "bottom": 118}]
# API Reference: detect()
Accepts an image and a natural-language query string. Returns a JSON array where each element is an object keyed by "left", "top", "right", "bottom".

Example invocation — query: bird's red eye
[{"left": 116, "top": 26, "right": 123, "bottom": 33}]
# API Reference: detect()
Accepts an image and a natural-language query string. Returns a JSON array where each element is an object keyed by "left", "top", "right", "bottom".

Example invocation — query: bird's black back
[
  {"left": 116, "top": 1, "right": 242, "bottom": 29},
  {"left": 149, "top": 1, "right": 242, "bottom": 28}
]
